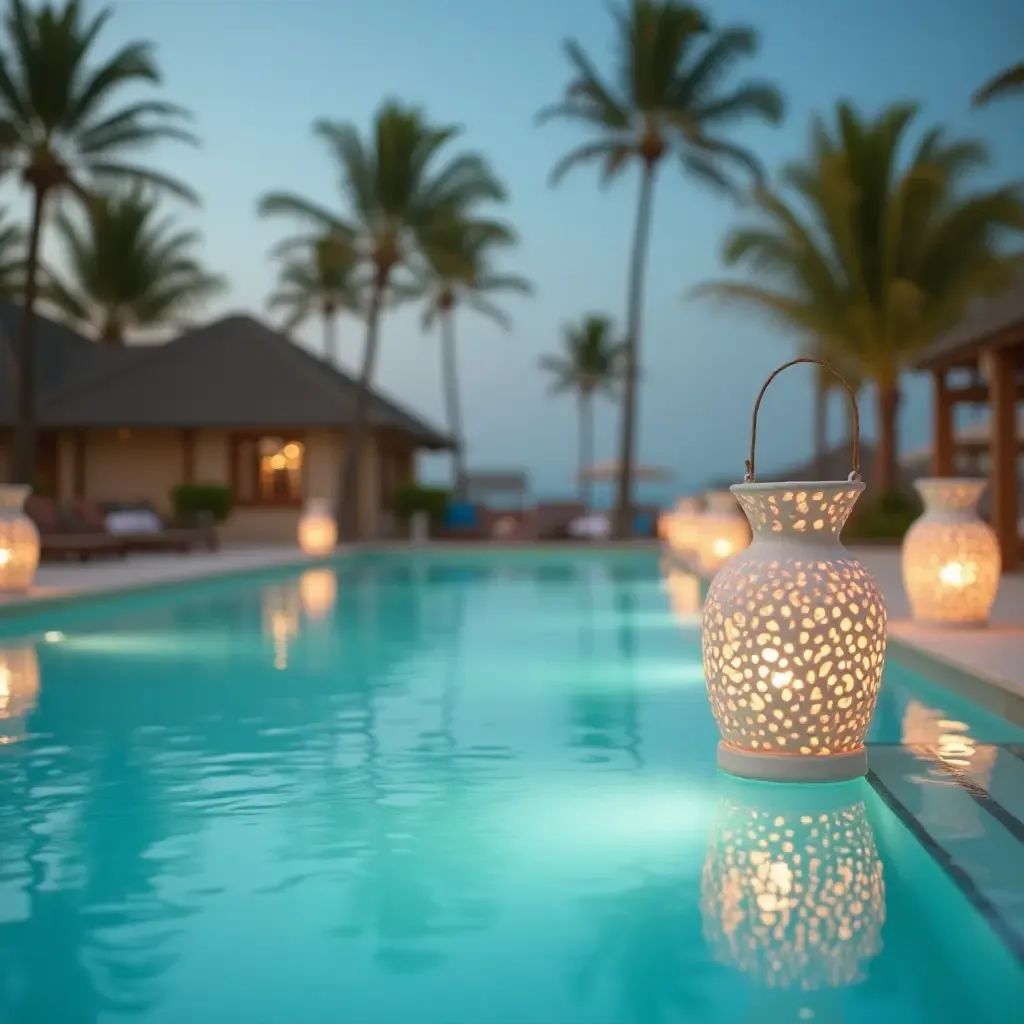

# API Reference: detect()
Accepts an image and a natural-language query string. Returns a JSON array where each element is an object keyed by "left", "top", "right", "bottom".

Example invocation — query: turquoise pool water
[{"left": 0, "top": 552, "right": 1022, "bottom": 1023}]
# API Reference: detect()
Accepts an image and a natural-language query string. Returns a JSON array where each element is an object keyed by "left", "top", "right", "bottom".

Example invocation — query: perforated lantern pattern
[
  {"left": 701, "top": 787, "right": 885, "bottom": 992},
  {"left": 0, "top": 486, "right": 40, "bottom": 592},
  {"left": 902, "top": 479, "right": 1000, "bottom": 625},
  {"left": 702, "top": 485, "right": 886, "bottom": 761}
]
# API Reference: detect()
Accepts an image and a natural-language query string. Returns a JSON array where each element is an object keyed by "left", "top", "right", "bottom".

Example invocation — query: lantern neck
[
  {"left": 0, "top": 485, "right": 30, "bottom": 512},
  {"left": 730, "top": 481, "right": 864, "bottom": 543},
  {"left": 913, "top": 478, "right": 984, "bottom": 516}
]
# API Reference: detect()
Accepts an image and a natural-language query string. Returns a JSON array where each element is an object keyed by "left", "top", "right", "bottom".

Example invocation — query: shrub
[
  {"left": 170, "top": 483, "right": 232, "bottom": 524},
  {"left": 845, "top": 488, "right": 921, "bottom": 541},
  {"left": 392, "top": 484, "right": 449, "bottom": 525}
]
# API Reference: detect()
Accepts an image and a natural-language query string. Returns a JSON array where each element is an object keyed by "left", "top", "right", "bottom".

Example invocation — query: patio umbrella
[{"left": 578, "top": 459, "right": 673, "bottom": 483}]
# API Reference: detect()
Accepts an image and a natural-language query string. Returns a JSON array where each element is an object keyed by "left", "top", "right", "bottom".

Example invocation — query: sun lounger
[
  {"left": 74, "top": 500, "right": 217, "bottom": 553},
  {"left": 25, "top": 496, "right": 127, "bottom": 562}
]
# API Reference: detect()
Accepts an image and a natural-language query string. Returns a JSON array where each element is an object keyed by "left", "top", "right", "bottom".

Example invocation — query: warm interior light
[
  {"left": 712, "top": 538, "right": 734, "bottom": 558},
  {"left": 902, "top": 479, "right": 999, "bottom": 625}
]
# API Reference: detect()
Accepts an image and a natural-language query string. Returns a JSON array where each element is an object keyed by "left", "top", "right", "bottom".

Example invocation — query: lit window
[{"left": 233, "top": 436, "right": 304, "bottom": 504}]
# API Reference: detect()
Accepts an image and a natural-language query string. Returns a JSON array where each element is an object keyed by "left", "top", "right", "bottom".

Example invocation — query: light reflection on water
[{"left": 0, "top": 556, "right": 1018, "bottom": 1023}]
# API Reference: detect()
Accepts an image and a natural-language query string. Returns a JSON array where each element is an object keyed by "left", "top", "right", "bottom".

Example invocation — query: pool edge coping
[
  {"left": 0, "top": 548, "right": 358, "bottom": 624},
  {"left": 886, "top": 633, "right": 1024, "bottom": 729}
]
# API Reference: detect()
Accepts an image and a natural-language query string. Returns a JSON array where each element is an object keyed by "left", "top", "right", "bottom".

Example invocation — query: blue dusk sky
[{"left": 13, "top": 0, "right": 1024, "bottom": 500}]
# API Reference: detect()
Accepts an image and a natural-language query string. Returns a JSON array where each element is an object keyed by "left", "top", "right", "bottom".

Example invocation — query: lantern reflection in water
[
  {"left": 299, "top": 568, "right": 337, "bottom": 620},
  {"left": 261, "top": 585, "right": 302, "bottom": 670},
  {"left": 901, "top": 700, "right": 995, "bottom": 839},
  {"left": 701, "top": 780, "right": 885, "bottom": 994},
  {"left": 0, "top": 646, "right": 40, "bottom": 744},
  {"left": 663, "top": 566, "right": 704, "bottom": 622}
]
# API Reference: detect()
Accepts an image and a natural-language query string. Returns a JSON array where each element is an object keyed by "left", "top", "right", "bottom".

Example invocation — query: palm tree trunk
[
  {"left": 813, "top": 378, "right": 828, "bottom": 479},
  {"left": 324, "top": 309, "right": 338, "bottom": 365},
  {"left": 874, "top": 380, "right": 901, "bottom": 493},
  {"left": 613, "top": 161, "right": 658, "bottom": 540},
  {"left": 13, "top": 186, "right": 48, "bottom": 484},
  {"left": 579, "top": 391, "right": 594, "bottom": 510},
  {"left": 337, "top": 273, "right": 386, "bottom": 542},
  {"left": 439, "top": 309, "right": 466, "bottom": 501}
]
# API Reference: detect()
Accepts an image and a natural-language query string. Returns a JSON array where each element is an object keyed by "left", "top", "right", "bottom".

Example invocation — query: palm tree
[
  {"left": 0, "top": 211, "right": 24, "bottom": 300},
  {"left": 540, "top": 315, "right": 625, "bottom": 509},
  {"left": 257, "top": 101, "right": 506, "bottom": 540},
  {"left": 538, "top": 0, "right": 783, "bottom": 538},
  {"left": 267, "top": 235, "right": 361, "bottom": 365},
  {"left": 43, "top": 191, "right": 224, "bottom": 344},
  {"left": 401, "top": 216, "right": 532, "bottom": 498},
  {"left": 973, "top": 62, "right": 1024, "bottom": 106},
  {"left": 0, "top": 0, "right": 196, "bottom": 482},
  {"left": 692, "top": 102, "right": 1024, "bottom": 491}
]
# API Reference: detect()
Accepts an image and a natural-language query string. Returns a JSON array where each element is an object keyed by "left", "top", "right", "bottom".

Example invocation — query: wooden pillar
[
  {"left": 985, "top": 346, "right": 1019, "bottom": 572},
  {"left": 72, "top": 431, "right": 87, "bottom": 498},
  {"left": 931, "top": 369, "right": 954, "bottom": 476},
  {"left": 181, "top": 429, "right": 196, "bottom": 485}
]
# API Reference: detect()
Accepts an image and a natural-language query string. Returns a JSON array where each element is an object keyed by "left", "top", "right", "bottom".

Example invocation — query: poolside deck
[
  {"left": 1, "top": 542, "right": 1022, "bottom": 715},
  {"left": 857, "top": 548, "right": 1024, "bottom": 708}
]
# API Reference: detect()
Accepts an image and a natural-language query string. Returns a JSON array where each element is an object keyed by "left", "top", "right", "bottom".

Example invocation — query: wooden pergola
[{"left": 915, "top": 285, "right": 1024, "bottom": 571}]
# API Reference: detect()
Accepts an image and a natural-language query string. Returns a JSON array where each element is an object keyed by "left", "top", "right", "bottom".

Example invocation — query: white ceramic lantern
[
  {"left": 297, "top": 498, "right": 337, "bottom": 556},
  {"left": 701, "top": 779, "right": 885, "bottom": 994},
  {"left": 0, "top": 485, "right": 39, "bottom": 592},
  {"left": 695, "top": 491, "right": 751, "bottom": 579},
  {"left": 702, "top": 359, "right": 887, "bottom": 783},
  {"left": 901, "top": 478, "right": 1000, "bottom": 626}
]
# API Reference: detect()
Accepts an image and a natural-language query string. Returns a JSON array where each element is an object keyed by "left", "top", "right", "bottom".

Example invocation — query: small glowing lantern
[
  {"left": 702, "top": 359, "right": 887, "bottom": 783},
  {"left": 298, "top": 498, "right": 337, "bottom": 556},
  {"left": 701, "top": 779, "right": 885, "bottom": 994},
  {"left": 0, "top": 485, "right": 40, "bottom": 592},
  {"left": 0, "top": 645, "right": 40, "bottom": 745},
  {"left": 901, "top": 478, "right": 1000, "bottom": 626},
  {"left": 299, "top": 568, "right": 337, "bottom": 620},
  {"left": 665, "top": 496, "right": 704, "bottom": 564},
  {"left": 695, "top": 491, "right": 750, "bottom": 578}
]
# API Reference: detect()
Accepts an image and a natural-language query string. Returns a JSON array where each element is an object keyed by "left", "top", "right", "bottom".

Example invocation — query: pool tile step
[{"left": 868, "top": 743, "right": 1024, "bottom": 967}]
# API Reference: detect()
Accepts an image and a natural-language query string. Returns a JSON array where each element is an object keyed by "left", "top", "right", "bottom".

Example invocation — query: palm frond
[{"left": 973, "top": 62, "right": 1024, "bottom": 107}]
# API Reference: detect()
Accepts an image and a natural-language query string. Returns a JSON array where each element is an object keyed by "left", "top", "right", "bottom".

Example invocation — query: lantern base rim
[
  {"left": 717, "top": 741, "right": 867, "bottom": 784},
  {"left": 909, "top": 615, "right": 990, "bottom": 629}
]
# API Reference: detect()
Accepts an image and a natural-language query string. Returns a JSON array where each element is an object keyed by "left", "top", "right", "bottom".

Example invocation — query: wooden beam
[
  {"left": 947, "top": 382, "right": 1024, "bottom": 404},
  {"left": 987, "top": 346, "right": 1019, "bottom": 572},
  {"left": 931, "top": 369, "right": 954, "bottom": 476}
]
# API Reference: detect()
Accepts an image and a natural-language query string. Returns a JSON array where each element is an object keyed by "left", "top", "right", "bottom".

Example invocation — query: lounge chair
[
  {"left": 72, "top": 499, "right": 218, "bottom": 553},
  {"left": 25, "top": 495, "right": 127, "bottom": 562}
]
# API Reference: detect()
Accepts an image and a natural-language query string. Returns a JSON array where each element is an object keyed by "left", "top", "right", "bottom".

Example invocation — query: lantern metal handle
[{"left": 744, "top": 357, "right": 861, "bottom": 483}]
